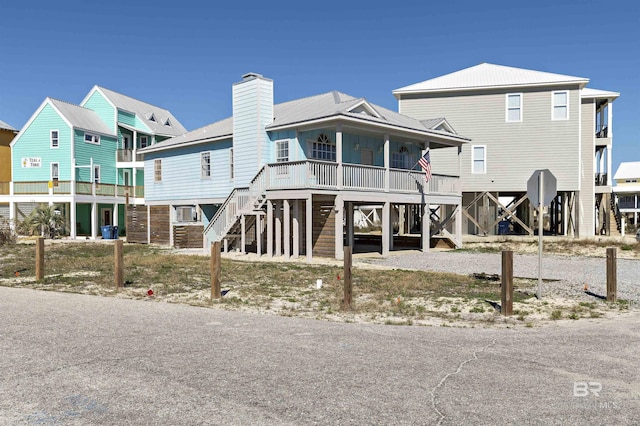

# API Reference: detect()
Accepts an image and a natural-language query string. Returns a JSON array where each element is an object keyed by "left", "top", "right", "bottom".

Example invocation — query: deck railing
[
  {"left": 343, "top": 164, "right": 385, "bottom": 191},
  {"left": 117, "top": 149, "right": 145, "bottom": 162}
]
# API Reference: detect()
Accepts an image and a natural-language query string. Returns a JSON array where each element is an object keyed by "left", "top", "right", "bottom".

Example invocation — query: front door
[
  {"left": 123, "top": 135, "right": 132, "bottom": 150},
  {"left": 361, "top": 149, "right": 374, "bottom": 166},
  {"left": 102, "top": 209, "right": 112, "bottom": 226},
  {"left": 123, "top": 170, "right": 131, "bottom": 187}
]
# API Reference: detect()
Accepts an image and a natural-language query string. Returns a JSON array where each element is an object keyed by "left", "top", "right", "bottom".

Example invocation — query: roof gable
[
  {"left": 614, "top": 162, "right": 640, "bottom": 181},
  {"left": 393, "top": 63, "right": 589, "bottom": 95},
  {"left": 0, "top": 119, "right": 16, "bottom": 132}
]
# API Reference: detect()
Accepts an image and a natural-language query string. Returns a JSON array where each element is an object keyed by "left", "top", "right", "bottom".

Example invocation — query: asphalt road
[{"left": 1, "top": 287, "right": 639, "bottom": 425}]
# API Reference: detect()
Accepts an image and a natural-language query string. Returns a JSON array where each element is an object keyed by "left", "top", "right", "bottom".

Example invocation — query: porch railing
[
  {"left": 116, "top": 149, "right": 144, "bottom": 162},
  {"left": 5, "top": 180, "right": 144, "bottom": 199},
  {"left": 343, "top": 164, "right": 385, "bottom": 191}
]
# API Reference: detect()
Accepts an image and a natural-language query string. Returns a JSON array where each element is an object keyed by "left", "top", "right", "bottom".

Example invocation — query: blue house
[
  {"left": 4, "top": 87, "right": 186, "bottom": 238},
  {"left": 138, "top": 73, "right": 469, "bottom": 259}
]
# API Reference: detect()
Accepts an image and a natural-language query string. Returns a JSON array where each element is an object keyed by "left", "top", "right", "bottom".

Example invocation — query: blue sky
[{"left": 1, "top": 0, "right": 638, "bottom": 175}]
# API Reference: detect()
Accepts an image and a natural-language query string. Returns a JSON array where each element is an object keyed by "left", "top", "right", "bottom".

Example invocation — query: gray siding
[
  {"left": 399, "top": 86, "right": 582, "bottom": 192},
  {"left": 580, "top": 99, "right": 596, "bottom": 236}
]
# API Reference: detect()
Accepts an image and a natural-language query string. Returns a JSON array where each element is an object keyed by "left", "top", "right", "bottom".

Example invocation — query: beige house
[
  {"left": 613, "top": 162, "right": 640, "bottom": 234},
  {"left": 393, "top": 63, "right": 620, "bottom": 237}
]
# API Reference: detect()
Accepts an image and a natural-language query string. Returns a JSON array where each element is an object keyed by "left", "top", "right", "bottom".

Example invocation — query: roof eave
[
  {"left": 393, "top": 79, "right": 590, "bottom": 97},
  {"left": 140, "top": 133, "right": 233, "bottom": 154}
]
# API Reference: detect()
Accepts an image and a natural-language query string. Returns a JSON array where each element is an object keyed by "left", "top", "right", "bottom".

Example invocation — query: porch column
[
  {"left": 113, "top": 203, "right": 118, "bottom": 228},
  {"left": 389, "top": 204, "right": 394, "bottom": 251},
  {"left": 132, "top": 130, "right": 138, "bottom": 192},
  {"left": 267, "top": 200, "right": 273, "bottom": 258},
  {"left": 562, "top": 193, "right": 569, "bottom": 237},
  {"left": 334, "top": 195, "right": 344, "bottom": 260},
  {"left": 292, "top": 201, "right": 300, "bottom": 258},
  {"left": 9, "top": 201, "right": 15, "bottom": 232},
  {"left": 91, "top": 202, "right": 97, "bottom": 239},
  {"left": 608, "top": 102, "right": 613, "bottom": 138},
  {"left": 306, "top": 196, "right": 313, "bottom": 263},
  {"left": 147, "top": 205, "right": 151, "bottom": 244},
  {"left": 458, "top": 145, "right": 463, "bottom": 189},
  {"left": 168, "top": 204, "right": 174, "bottom": 247},
  {"left": 599, "top": 108, "right": 605, "bottom": 133},
  {"left": 284, "top": 199, "right": 291, "bottom": 259},
  {"left": 382, "top": 201, "right": 390, "bottom": 256},
  {"left": 384, "top": 134, "right": 390, "bottom": 192},
  {"left": 240, "top": 214, "right": 246, "bottom": 254},
  {"left": 455, "top": 204, "right": 462, "bottom": 247},
  {"left": 607, "top": 146, "right": 613, "bottom": 186},
  {"left": 398, "top": 205, "right": 406, "bottom": 235},
  {"left": 346, "top": 202, "right": 354, "bottom": 248},
  {"left": 422, "top": 202, "right": 430, "bottom": 252},
  {"left": 275, "top": 201, "right": 283, "bottom": 256},
  {"left": 336, "top": 125, "right": 343, "bottom": 189},
  {"left": 256, "top": 214, "right": 262, "bottom": 256}
]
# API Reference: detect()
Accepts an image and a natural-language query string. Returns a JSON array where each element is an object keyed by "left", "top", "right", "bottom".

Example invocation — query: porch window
[
  {"left": 201, "top": 152, "right": 211, "bottom": 178},
  {"left": 552, "top": 91, "right": 569, "bottom": 120},
  {"left": 140, "top": 136, "right": 149, "bottom": 148},
  {"left": 472, "top": 145, "right": 486, "bottom": 174},
  {"left": 50, "top": 130, "right": 59, "bottom": 148},
  {"left": 391, "top": 146, "right": 410, "bottom": 169},
  {"left": 93, "top": 165, "right": 101, "bottom": 183},
  {"left": 85, "top": 133, "right": 100, "bottom": 145},
  {"left": 311, "top": 133, "right": 336, "bottom": 161},
  {"left": 154, "top": 159, "right": 162, "bottom": 182},
  {"left": 506, "top": 93, "right": 522, "bottom": 122}
]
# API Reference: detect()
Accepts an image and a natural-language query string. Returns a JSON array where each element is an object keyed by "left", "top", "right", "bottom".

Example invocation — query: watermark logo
[{"left": 574, "top": 381, "right": 602, "bottom": 397}]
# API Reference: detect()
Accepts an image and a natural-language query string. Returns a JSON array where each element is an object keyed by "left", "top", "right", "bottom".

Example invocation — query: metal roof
[
  {"left": 143, "top": 91, "right": 468, "bottom": 153},
  {"left": 581, "top": 87, "right": 620, "bottom": 99},
  {"left": 614, "top": 162, "right": 640, "bottom": 180},
  {"left": 95, "top": 86, "right": 188, "bottom": 136},
  {"left": 393, "top": 63, "right": 589, "bottom": 95},
  {"left": 0, "top": 119, "right": 16, "bottom": 131},
  {"left": 49, "top": 98, "right": 116, "bottom": 136}
]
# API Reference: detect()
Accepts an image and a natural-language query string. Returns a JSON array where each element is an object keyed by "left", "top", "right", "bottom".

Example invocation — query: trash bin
[
  {"left": 498, "top": 220, "right": 510, "bottom": 235},
  {"left": 101, "top": 225, "right": 113, "bottom": 239},
  {"left": 112, "top": 226, "right": 119, "bottom": 239}
]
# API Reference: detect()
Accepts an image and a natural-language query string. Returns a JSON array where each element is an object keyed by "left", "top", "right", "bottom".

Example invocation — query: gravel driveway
[{"left": 362, "top": 251, "right": 640, "bottom": 302}]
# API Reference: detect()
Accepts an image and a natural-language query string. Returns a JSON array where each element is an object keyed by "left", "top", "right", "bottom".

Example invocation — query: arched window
[
  {"left": 311, "top": 133, "right": 336, "bottom": 161},
  {"left": 392, "top": 146, "right": 410, "bottom": 169}
]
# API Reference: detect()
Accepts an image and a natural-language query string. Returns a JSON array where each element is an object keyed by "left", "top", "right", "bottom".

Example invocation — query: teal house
[
  {"left": 138, "top": 73, "right": 469, "bottom": 259},
  {"left": 5, "top": 87, "right": 186, "bottom": 238}
]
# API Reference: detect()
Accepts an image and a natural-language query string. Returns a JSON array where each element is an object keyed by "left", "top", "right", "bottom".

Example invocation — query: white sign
[
  {"left": 527, "top": 169, "right": 557, "bottom": 207},
  {"left": 21, "top": 157, "right": 42, "bottom": 168}
]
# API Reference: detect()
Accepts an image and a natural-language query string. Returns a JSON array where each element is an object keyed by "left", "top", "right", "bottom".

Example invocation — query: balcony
[
  {"left": 116, "top": 149, "right": 144, "bottom": 163},
  {"left": 6, "top": 181, "right": 143, "bottom": 199},
  {"left": 263, "top": 161, "right": 460, "bottom": 196},
  {"left": 595, "top": 173, "right": 608, "bottom": 186}
]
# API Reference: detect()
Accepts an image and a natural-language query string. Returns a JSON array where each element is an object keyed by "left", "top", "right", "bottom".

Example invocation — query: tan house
[
  {"left": 0, "top": 120, "right": 17, "bottom": 219},
  {"left": 393, "top": 63, "right": 619, "bottom": 237},
  {"left": 613, "top": 162, "right": 640, "bottom": 234}
]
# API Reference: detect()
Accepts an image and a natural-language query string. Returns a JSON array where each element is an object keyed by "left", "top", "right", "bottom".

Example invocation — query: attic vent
[
  {"left": 149, "top": 114, "right": 156, "bottom": 122},
  {"left": 164, "top": 118, "right": 171, "bottom": 127}
]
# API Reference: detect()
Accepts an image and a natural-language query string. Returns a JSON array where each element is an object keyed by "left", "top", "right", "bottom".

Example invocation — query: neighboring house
[
  {"left": 613, "top": 162, "right": 640, "bottom": 234},
  {"left": 0, "top": 120, "right": 18, "bottom": 219},
  {"left": 1, "top": 87, "right": 186, "bottom": 237},
  {"left": 137, "top": 73, "right": 469, "bottom": 259},
  {"left": 393, "top": 63, "right": 619, "bottom": 238}
]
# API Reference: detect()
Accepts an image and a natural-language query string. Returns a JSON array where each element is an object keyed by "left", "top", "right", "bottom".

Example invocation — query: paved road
[{"left": 1, "top": 287, "right": 639, "bottom": 425}]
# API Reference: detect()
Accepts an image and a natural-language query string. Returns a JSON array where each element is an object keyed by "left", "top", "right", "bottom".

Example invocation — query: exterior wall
[
  {"left": 0, "top": 129, "right": 15, "bottom": 182},
  {"left": 126, "top": 205, "right": 148, "bottom": 243},
  {"left": 398, "top": 85, "right": 582, "bottom": 191},
  {"left": 143, "top": 139, "right": 233, "bottom": 202},
  {"left": 12, "top": 104, "right": 72, "bottom": 181},
  {"left": 150, "top": 205, "right": 170, "bottom": 244},
  {"left": 232, "top": 76, "right": 273, "bottom": 187},
  {"left": 118, "top": 110, "right": 137, "bottom": 128},
  {"left": 580, "top": 98, "right": 596, "bottom": 236},
  {"left": 81, "top": 90, "right": 116, "bottom": 133},
  {"left": 74, "top": 130, "right": 118, "bottom": 184},
  {"left": 268, "top": 130, "right": 299, "bottom": 162}
]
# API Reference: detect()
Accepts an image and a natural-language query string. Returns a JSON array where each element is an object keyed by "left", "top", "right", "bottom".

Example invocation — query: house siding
[
  {"left": 81, "top": 90, "right": 116, "bottom": 133},
  {"left": 580, "top": 98, "right": 596, "bottom": 236},
  {"left": 143, "top": 140, "right": 234, "bottom": 202},
  {"left": 232, "top": 77, "right": 273, "bottom": 186},
  {"left": 74, "top": 130, "right": 118, "bottom": 184},
  {"left": 399, "top": 85, "right": 582, "bottom": 191},
  {"left": 12, "top": 103, "right": 72, "bottom": 181}
]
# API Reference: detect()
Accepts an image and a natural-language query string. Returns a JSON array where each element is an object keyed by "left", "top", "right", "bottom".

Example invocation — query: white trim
[
  {"left": 50, "top": 129, "right": 59, "bottom": 149},
  {"left": 200, "top": 151, "right": 211, "bottom": 179},
  {"left": 471, "top": 145, "right": 487, "bottom": 174},
  {"left": 552, "top": 90, "right": 569, "bottom": 121},
  {"left": 275, "top": 139, "right": 289, "bottom": 163},
  {"left": 140, "top": 134, "right": 232, "bottom": 154},
  {"left": 505, "top": 93, "right": 523, "bottom": 122},
  {"left": 392, "top": 79, "right": 590, "bottom": 96},
  {"left": 84, "top": 132, "right": 100, "bottom": 145},
  {"left": 346, "top": 100, "right": 382, "bottom": 118}
]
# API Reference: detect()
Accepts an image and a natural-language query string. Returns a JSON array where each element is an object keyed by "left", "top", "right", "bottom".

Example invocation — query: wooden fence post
[
  {"left": 607, "top": 247, "right": 617, "bottom": 302},
  {"left": 501, "top": 250, "right": 513, "bottom": 316},
  {"left": 343, "top": 246, "right": 352, "bottom": 309},
  {"left": 211, "top": 241, "right": 221, "bottom": 299},
  {"left": 35, "top": 237, "right": 44, "bottom": 281},
  {"left": 115, "top": 240, "right": 123, "bottom": 289}
]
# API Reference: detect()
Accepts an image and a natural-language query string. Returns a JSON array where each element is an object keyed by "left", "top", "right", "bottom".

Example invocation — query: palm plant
[{"left": 18, "top": 204, "right": 68, "bottom": 239}]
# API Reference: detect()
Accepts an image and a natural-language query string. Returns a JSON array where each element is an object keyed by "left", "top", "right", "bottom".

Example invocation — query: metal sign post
[{"left": 538, "top": 172, "right": 544, "bottom": 299}]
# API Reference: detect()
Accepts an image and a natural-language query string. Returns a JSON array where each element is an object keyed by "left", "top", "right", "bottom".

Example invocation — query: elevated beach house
[
  {"left": 0, "top": 120, "right": 18, "bottom": 219},
  {"left": 393, "top": 63, "right": 619, "bottom": 237},
  {"left": 137, "top": 73, "right": 469, "bottom": 260},
  {"left": 3, "top": 87, "right": 186, "bottom": 237}
]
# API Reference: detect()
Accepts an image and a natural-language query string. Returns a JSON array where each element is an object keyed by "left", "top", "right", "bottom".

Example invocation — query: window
[
  {"left": 85, "top": 133, "right": 100, "bottom": 144},
  {"left": 506, "top": 94, "right": 522, "bottom": 122},
  {"left": 472, "top": 146, "right": 486, "bottom": 174},
  {"left": 140, "top": 136, "right": 148, "bottom": 148},
  {"left": 229, "top": 148, "right": 234, "bottom": 180},
  {"left": 51, "top": 162, "right": 59, "bottom": 183},
  {"left": 552, "top": 91, "right": 569, "bottom": 120},
  {"left": 201, "top": 152, "right": 211, "bottom": 178},
  {"left": 391, "top": 146, "right": 410, "bottom": 169},
  {"left": 154, "top": 159, "right": 162, "bottom": 182},
  {"left": 93, "top": 165, "right": 100, "bottom": 183},
  {"left": 311, "top": 133, "right": 336, "bottom": 161},
  {"left": 176, "top": 206, "right": 196, "bottom": 223},
  {"left": 149, "top": 114, "right": 156, "bottom": 122},
  {"left": 276, "top": 140, "right": 289, "bottom": 163},
  {"left": 50, "top": 130, "right": 59, "bottom": 148}
]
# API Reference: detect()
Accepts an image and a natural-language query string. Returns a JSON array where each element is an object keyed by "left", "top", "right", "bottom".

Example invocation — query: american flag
[{"left": 418, "top": 150, "right": 431, "bottom": 182}]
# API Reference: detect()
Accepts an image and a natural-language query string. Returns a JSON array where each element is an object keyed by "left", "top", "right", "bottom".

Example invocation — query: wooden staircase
[{"left": 609, "top": 195, "right": 622, "bottom": 236}]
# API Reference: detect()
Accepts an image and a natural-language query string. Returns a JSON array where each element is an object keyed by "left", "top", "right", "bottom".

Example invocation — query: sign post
[{"left": 527, "top": 169, "right": 557, "bottom": 299}]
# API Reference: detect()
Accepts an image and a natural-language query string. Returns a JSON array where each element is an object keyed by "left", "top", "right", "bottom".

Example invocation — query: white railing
[
  {"left": 429, "top": 174, "right": 460, "bottom": 195},
  {"left": 307, "top": 161, "right": 338, "bottom": 189},
  {"left": 389, "top": 169, "right": 425, "bottom": 193},
  {"left": 343, "top": 164, "right": 385, "bottom": 191}
]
